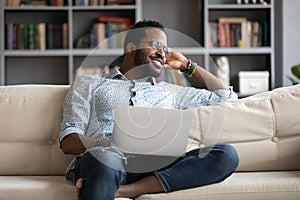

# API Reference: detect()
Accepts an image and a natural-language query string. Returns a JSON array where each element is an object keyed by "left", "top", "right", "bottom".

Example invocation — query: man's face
[{"left": 132, "top": 28, "right": 169, "bottom": 78}]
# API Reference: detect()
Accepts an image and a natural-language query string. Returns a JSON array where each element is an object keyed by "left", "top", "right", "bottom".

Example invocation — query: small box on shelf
[{"left": 238, "top": 71, "right": 269, "bottom": 95}]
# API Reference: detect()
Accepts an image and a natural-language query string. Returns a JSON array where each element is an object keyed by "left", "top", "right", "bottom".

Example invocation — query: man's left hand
[{"left": 164, "top": 49, "right": 188, "bottom": 71}]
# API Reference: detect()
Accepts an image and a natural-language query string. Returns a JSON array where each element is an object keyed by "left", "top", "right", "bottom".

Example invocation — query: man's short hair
[{"left": 123, "top": 19, "right": 165, "bottom": 53}]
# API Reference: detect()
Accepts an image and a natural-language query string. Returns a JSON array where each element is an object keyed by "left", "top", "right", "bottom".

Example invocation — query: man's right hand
[{"left": 61, "top": 133, "right": 111, "bottom": 155}]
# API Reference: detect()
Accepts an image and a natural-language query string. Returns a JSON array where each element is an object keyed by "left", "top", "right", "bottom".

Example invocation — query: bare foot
[
  {"left": 115, "top": 175, "right": 164, "bottom": 198},
  {"left": 75, "top": 178, "right": 87, "bottom": 200},
  {"left": 75, "top": 175, "right": 163, "bottom": 199},
  {"left": 115, "top": 185, "right": 135, "bottom": 198}
]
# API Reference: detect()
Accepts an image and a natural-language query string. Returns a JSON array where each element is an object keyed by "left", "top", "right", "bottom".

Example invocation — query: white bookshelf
[
  {"left": 0, "top": 0, "right": 276, "bottom": 91},
  {"left": 0, "top": 0, "right": 142, "bottom": 85}
]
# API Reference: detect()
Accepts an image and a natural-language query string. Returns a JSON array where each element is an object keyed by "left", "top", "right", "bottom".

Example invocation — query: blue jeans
[{"left": 75, "top": 144, "right": 239, "bottom": 200}]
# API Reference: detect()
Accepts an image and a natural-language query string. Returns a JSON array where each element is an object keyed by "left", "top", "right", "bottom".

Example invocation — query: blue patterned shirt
[{"left": 59, "top": 67, "right": 237, "bottom": 144}]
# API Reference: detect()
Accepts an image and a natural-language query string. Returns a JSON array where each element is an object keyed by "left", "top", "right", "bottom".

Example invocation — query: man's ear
[{"left": 126, "top": 42, "right": 136, "bottom": 54}]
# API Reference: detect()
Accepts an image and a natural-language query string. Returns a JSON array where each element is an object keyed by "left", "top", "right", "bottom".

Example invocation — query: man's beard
[{"left": 133, "top": 49, "right": 162, "bottom": 78}]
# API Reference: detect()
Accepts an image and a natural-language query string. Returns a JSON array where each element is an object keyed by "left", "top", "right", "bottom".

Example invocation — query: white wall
[{"left": 282, "top": 0, "right": 300, "bottom": 86}]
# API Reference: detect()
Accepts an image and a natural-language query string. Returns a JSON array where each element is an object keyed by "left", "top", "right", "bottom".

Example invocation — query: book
[
  {"left": 20, "top": 24, "right": 29, "bottom": 49},
  {"left": 20, "top": 0, "right": 47, "bottom": 6},
  {"left": 251, "top": 21, "right": 261, "bottom": 47},
  {"left": 219, "top": 17, "right": 247, "bottom": 48},
  {"left": 6, "top": 24, "right": 14, "bottom": 50},
  {"left": 28, "top": 24, "right": 36, "bottom": 49},
  {"left": 62, "top": 23, "right": 68, "bottom": 49},
  {"left": 262, "top": 20, "right": 269, "bottom": 46},
  {"left": 15, "top": 24, "right": 21, "bottom": 49},
  {"left": 105, "top": 0, "right": 134, "bottom": 5},
  {"left": 6, "top": 0, "right": 21, "bottom": 6},
  {"left": 95, "top": 22, "right": 107, "bottom": 49},
  {"left": 47, "top": 23, "right": 63, "bottom": 49},
  {"left": 36, "top": 23, "right": 46, "bottom": 50},
  {"left": 98, "top": 16, "right": 132, "bottom": 29}
]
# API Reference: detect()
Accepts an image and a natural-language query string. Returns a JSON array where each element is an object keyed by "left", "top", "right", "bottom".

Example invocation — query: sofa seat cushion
[
  {"left": 1, "top": 172, "right": 299, "bottom": 200},
  {"left": 137, "top": 171, "right": 300, "bottom": 200},
  {"left": 0, "top": 175, "right": 132, "bottom": 200},
  {"left": 0, "top": 176, "right": 74, "bottom": 200}
]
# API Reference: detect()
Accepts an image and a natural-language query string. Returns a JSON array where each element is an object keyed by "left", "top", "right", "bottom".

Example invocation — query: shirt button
[
  {"left": 272, "top": 137, "right": 279, "bottom": 143},
  {"left": 48, "top": 139, "right": 55, "bottom": 145}
]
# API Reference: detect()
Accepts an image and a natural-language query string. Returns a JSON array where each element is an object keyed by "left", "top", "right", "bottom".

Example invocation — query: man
[{"left": 59, "top": 20, "right": 239, "bottom": 200}]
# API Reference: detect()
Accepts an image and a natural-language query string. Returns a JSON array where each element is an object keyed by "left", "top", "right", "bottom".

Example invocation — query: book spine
[
  {"left": 54, "top": 24, "right": 63, "bottom": 49},
  {"left": 19, "top": 24, "right": 26, "bottom": 49},
  {"left": 37, "top": 23, "right": 46, "bottom": 50},
  {"left": 262, "top": 20, "right": 269, "bottom": 46},
  {"left": 15, "top": 24, "right": 21, "bottom": 49},
  {"left": 224, "top": 23, "right": 230, "bottom": 47},
  {"left": 106, "top": 22, "right": 113, "bottom": 49},
  {"left": 96, "top": 23, "right": 106, "bottom": 49},
  {"left": 206, "top": 22, "right": 212, "bottom": 48},
  {"left": 47, "top": 23, "right": 54, "bottom": 49},
  {"left": 62, "top": 23, "right": 68, "bottom": 49},
  {"left": 6, "top": 24, "right": 14, "bottom": 50},
  {"left": 28, "top": 24, "right": 36, "bottom": 49}
]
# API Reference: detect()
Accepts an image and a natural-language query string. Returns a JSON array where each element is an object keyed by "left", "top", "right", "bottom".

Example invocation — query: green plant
[{"left": 287, "top": 64, "right": 300, "bottom": 85}]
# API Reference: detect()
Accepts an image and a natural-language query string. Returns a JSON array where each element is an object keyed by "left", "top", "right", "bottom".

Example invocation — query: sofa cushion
[
  {"left": 0, "top": 176, "right": 74, "bottom": 200},
  {"left": 138, "top": 171, "right": 300, "bottom": 200},
  {"left": 187, "top": 84, "right": 300, "bottom": 171},
  {"left": 1, "top": 172, "right": 299, "bottom": 200},
  {"left": 0, "top": 85, "right": 73, "bottom": 175}
]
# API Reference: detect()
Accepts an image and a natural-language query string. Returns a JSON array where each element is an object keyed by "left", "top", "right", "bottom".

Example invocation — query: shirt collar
[
  {"left": 109, "top": 67, "right": 156, "bottom": 84},
  {"left": 110, "top": 67, "right": 127, "bottom": 80}
]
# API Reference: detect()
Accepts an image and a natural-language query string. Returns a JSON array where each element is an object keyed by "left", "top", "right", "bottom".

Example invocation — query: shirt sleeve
[
  {"left": 163, "top": 83, "right": 238, "bottom": 109},
  {"left": 58, "top": 75, "right": 101, "bottom": 146}
]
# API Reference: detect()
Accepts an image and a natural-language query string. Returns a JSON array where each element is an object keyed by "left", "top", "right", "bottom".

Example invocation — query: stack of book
[
  {"left": 74, "top": 0, "right": 134, "bottom": 6},
  {"left": 6, "top": 23, "right": 68, "bottom": 50},
  {"left": 207, "top": 17, "right": 269, "bottom": 48},
  {"left": 6, "top": 0, "right": 65, "bottom": 6},
  {"left": 76, "top": 16, "right": 132, "bottom": 49}
]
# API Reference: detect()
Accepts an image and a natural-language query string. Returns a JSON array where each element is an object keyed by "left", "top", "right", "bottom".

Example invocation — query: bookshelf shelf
[
  {"left": 72, "top": 5, "right": 137, "bottom": 10},
  {"left": 174, "top": 47, "right": 206, "bottom": 55},
  {"left": 207, "top": 4, "right": 272, "bottom": 9},
  {"left": 4, "top": 7, "right": 69, "bottom": 10},
  {"left": 4, "top": 50, "right": 70, "bottom": 56},
  {"left": 0, "top": 0, "right": 142, "bottom": 85},
  {"left": 72, "top": 49, "right": 123, "bottom": 56},
  {"left": 208, "top": 47, "right": 272, "bottom": 54}
]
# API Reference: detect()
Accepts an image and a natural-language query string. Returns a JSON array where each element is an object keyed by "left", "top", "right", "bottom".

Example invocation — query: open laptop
[{"left": 112, "top": 105, "right": 194, "bottom": 158}]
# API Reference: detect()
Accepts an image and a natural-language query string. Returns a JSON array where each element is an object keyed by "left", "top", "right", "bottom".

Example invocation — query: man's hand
[
  {"left": 164, "top": 48, "right": 188, "bottom": 71},
  {"left": 164, "top": 48, "right": 229, "bottom": 91}
]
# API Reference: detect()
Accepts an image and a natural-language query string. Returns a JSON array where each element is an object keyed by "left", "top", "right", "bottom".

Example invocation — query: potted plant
[{"left": 287, "top": 64, "right": 300, "bottom": 85}]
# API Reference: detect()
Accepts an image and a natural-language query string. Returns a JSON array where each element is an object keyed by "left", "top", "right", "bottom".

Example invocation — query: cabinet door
[
  {"left": 3, "top": 6, "right": 69, "bottom": 85},
  {"left": 5, "top": 56, "right": 68, "bottom": 85}
]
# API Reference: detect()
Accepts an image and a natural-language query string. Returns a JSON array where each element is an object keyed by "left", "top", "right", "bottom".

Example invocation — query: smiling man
[{"left": 59, "top": 20, "right": 239, "bottom": 200}]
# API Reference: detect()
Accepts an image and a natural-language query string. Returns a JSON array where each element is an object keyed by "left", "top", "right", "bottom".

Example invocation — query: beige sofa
[{"left": 0, "top": 84, "right": 299, "bottom": 200}]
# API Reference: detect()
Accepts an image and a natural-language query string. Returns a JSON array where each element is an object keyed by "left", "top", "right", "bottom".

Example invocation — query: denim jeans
[{"left": 75, "top": 144, "right": 239, "bottom": 200}]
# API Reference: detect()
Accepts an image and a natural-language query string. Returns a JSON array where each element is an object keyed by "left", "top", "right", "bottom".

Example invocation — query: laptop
[{"left": 112, "top": 105, "right": 194, "bottom": 158}]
